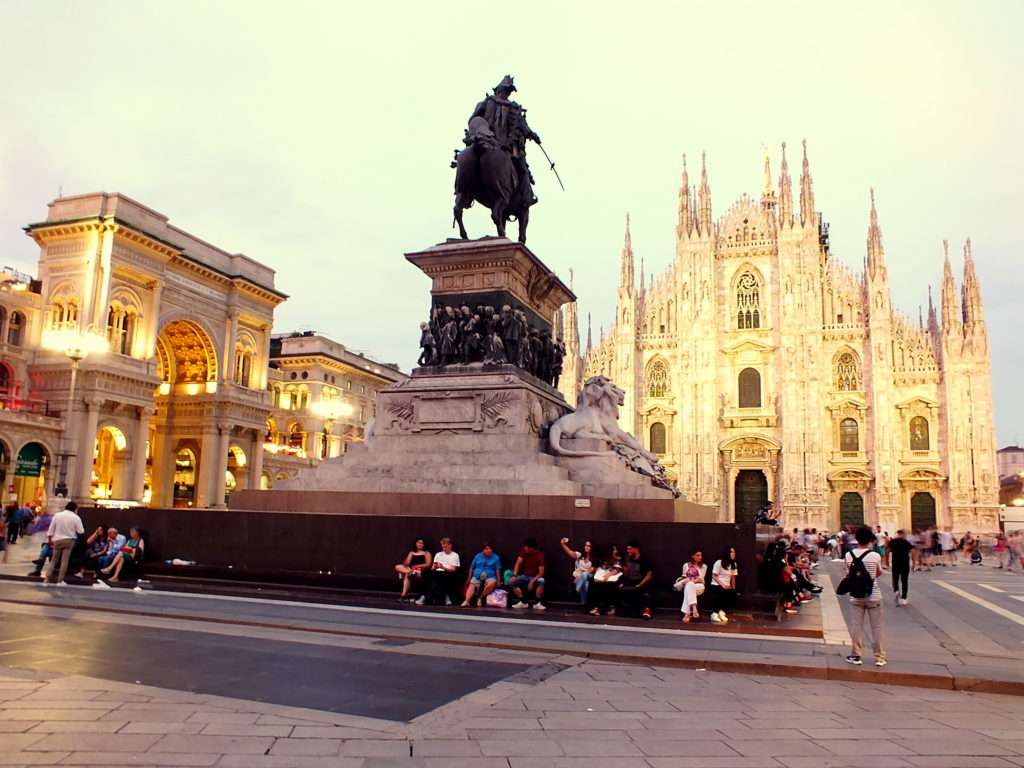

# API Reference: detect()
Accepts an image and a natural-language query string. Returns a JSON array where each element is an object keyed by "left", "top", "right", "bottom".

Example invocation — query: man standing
[
  {"left": 888, "top": 529, "right": 913, "bottom": 606},
  {"left": 45, "top": 502, "right": 83, "bottom": 586},
  {"left": 510, "top": 537, "right": 546, "bottom": 610},
  {"left": 620, "top": 540, "right": 654, "bottom": 620},
  {"left": 844, "top": 526, "right": 886, "bottom": 667}
]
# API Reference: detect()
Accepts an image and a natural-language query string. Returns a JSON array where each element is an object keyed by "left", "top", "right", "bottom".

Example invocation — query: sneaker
[
  {"left": 534, "top": 602, "right": 546, "bottom": 611},
  {"left": 898, "top": 597, "right": 908, "bottom": 606},
  {"left": 642, "top": 608, "right": 652, "bottom": 620},
  {"left": 414, "top": 595, "right": 427, "bottom": 606},
  {"left": 719, "top": 611, "right": 728, "bottom": 621},
  {"left": 92, "top": 580, "right": 111, "bottom": 590},
  {"left": 875, "top": 659, "right": 888, "bottom": 667},
  {"left": 845, "top": 655, "right": 863, "bottom": 666},
  {"left": 710, "top": 612, "right": 722, "bottom": 623},
  {"left": 56, "top": 581, "right": 67, "bottom": 587},
  {"left": 512, "top": 601, "right": 528, "bottom": 609},
  {"left": 445, "top": 596, "right": 453, "bottom": 606},
  {"left": 784, "top": 606, "right": 798, "bottom": 614}
]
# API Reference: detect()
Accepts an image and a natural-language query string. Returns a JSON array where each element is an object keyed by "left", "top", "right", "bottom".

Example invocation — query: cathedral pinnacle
[
  {"left": 586, "top": 312, "right": 592, "bottom": 352},
  {"left": 697, "top": 152, "right": 712, "bottom": 236},
  {"left": 940, "top": 239, "right": 961, "bottom": 335},
  {"left": 962, "top": 237, "right": 984, "bottom": 331},
  {"left": 620, "top": 213, "right": 635, "bottom": 295},
  {"left": 778, "top": 141, "right": 794, "bottom": 227},
  {"left": 799, "top": 139, "right": 815, "bottom": 227},
  {"left": 760, "top": 145, "right": 776, "bottom": 214},
  {"left": 866, "top": 188, "right": 886, "bottom": 280},
  {"left": 677, "top": 154, "right": 693, "bottom": 240}
]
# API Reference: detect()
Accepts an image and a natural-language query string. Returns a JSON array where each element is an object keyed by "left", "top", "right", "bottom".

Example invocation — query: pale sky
[{"left": 1, "top": 1, "right": 1021, "bottom": 443}]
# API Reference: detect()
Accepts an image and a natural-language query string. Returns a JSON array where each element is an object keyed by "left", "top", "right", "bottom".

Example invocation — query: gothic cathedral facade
[{"left": 565, "top": 143, "right": 1000, "bottom": 534}]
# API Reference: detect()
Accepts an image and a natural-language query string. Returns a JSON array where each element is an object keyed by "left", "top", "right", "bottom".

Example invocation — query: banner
[{"left": 14, "top": 443, "right": 44, "bottom": 477}]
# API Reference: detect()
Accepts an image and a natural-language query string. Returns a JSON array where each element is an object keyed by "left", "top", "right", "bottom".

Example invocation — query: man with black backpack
[{"left": 843, "top": 525, "right": 886, "bottom": 667}]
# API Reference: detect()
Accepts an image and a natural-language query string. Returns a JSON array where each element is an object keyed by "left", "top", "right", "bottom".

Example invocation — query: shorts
[
  {"left": 511, "top": 574, "right": 545, "bottom": 590},
  {"left": 470, "top": 571, "right": 497, "bottom": 587}
]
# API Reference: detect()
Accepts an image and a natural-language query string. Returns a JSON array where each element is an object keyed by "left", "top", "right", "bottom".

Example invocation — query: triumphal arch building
[
  {"left": 577, "top": 145, "right": 1000, "bottom": 533},
  {"left": 2, "top": 193, "right": 285, "bottom": 508}
]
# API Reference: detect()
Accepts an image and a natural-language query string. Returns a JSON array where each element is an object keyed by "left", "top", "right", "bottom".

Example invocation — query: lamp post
[
  {"left": 42, "top": 327, "right": 108, "bottom": 499},
  {"left": 310, "top": 399, "right": 354, "bottom": 459}
]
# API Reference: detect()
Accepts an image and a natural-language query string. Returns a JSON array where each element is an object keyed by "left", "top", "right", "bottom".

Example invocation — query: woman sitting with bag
[
  {"left": 675, "top": 550, "right": 707, "bottom": 623},
  {"left": 588, "top": 545, "right": 622, "bottom": 617},
  {"left": 559, "top": 537, "right": 594, "bottom": 608},
  {"left": 100, "top": 527, "right": 144, "bottom": 583},
  {"left": 708, "top": 547, "right": 738, "bottom": 624}
]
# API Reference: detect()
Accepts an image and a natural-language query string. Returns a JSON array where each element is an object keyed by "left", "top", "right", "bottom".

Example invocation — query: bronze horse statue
[{"left": 452, "top": 119, "right": 533, "bottom": 243}]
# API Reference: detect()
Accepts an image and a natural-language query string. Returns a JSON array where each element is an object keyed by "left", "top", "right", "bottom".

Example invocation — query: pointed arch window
[
  {"left": 835, "top": 351, "right": 860, "bottom": 391},
  {"left": 910, "top": 416, "right": 930, "bottom": 451},
  {"left": 738, "top": 367, "right": 761, "bottom": 408},
  {"left": 646, "top": 359, "right": 669, "bottom": 398},
  {"left": 736, "top": 272, "right": 761, "bottom": 329},
  {"left": 840, "top": 418, "right": 859, "bottom": 452},
  {"left": 649, "top": 422, "right": 667, "bottom": 455}
]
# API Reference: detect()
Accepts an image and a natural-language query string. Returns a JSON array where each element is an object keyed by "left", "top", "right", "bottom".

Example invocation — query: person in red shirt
[{"left": 511, "top": 537, "right": 546, "bottom": 610}]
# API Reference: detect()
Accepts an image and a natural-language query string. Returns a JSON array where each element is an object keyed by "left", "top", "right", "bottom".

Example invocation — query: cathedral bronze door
[
  {"left": 911, "top": 492, "right": 936, "bottom": 531},
  {"left": 735, "top": 470, "right": 767, "bottom": 524},
  {"left": 839, "top": 492, "right": 865, "bottom": 528}
]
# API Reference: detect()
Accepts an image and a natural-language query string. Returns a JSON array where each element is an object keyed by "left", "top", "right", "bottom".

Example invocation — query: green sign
[{"left": 14, "top": 443, "right": 44, "bottom": 478}]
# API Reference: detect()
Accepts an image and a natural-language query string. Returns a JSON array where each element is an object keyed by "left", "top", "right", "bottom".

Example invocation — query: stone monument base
[{"left": 276, "top": 365, "right": 676, "bottom": 500}]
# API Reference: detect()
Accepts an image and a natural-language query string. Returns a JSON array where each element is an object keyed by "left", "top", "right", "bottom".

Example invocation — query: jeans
[
  {"left": 574, "top": 572, "right": 591, "bottom": 605},
  {"left": 892, "top": 563, "right": 910, "bottom": 599},
  {"left": 849, "top": 599, "right": 885, "bottom": 660}
]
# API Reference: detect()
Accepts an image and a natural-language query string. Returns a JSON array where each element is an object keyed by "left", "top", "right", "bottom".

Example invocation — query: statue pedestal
[{"left": 406, "top": 237, "right": 574, "bottom": 330}]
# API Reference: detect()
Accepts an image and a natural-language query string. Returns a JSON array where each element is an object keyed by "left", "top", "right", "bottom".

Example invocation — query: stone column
[
  {"left": 725, "top": 466, "right": 738, "bottom": 523},
  {"left": 130, "top": 407, "right": 154, "bottom": 503},
  {"left": 195, "top": 430, "right": 220, "bottom": 508},
  {"left": 222, "top": 308, "right": 239, "bottom": 385},
  {"left": 73, "top": 398, "right": 102, "bottom": 501},
  {"left": 211, "top": 421, "right": 232, "bottom": 509},
  {"left": 249, "top": 429, "right": 264, "bottom": 490}
]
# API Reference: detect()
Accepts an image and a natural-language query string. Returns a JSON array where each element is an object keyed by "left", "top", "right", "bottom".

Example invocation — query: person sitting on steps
[{"left": 510, "top": 537, "right": 546, "bottom": 611}]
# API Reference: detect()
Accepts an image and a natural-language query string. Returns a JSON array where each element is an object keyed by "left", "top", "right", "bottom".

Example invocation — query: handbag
[{"left": 485, "top": 589, "right": 508, "bottom": 608}]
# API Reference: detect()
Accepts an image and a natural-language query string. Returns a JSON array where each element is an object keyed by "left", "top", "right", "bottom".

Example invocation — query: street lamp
[
  {"left": 310, "top": 399, "right": 354, "bottom": 459},
  {"left": 42, "top": 326, "right": 109, "bottom": 499}
]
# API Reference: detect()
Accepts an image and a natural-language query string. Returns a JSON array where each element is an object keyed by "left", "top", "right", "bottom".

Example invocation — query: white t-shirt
[
  {"left": 844, "top": 547, "right": 883, "bottom": 602},
  {"left": 433, "top": 551, "right": 460, "bottom": 570},
  {"left": 939, "top": 531, "right": 955, "bottom": 551},
  {"left": 47, "top": 510, "right": 84, "bottom": 541},
  {"left": 711, "top": 560, "right": 737, "bottom": 589}
]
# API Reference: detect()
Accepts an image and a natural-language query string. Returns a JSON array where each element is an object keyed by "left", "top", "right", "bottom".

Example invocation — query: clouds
[{"left": 0, "top": 0, "right": 1021, "bottom": 439}]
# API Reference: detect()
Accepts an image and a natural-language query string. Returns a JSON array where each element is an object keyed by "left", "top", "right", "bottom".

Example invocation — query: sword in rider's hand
[{"left": 535, "top": 140, "right": 565, "bottom": 191}]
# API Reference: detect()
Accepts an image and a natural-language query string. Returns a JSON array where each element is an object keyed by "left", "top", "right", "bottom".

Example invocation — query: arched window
[
  {"left": 646, "top": 359, "right": 669, "bottom": 398},
  {"left": 835, "top": 351, "right": 860, "bottom": 391},
  {"left": 51, "top": 297, "right": 79, "bottom": 329},
  {"left": 736, "top": 272, "right": 761, "bottom": 329},
  {"left": 0, "top": 306, "right": 6, "bottom": 339},
  {"left": 738, "top": 367, "right": 761, "bottom": 408},
  {"left": 272, "top": 385, "right": 282, "bottom": 408},
  {"left": 840, "top": 418, "right": 859, "bottom": 452},
  {"left": 910, "top": 416, "right": 930, "bottom": 451},
  {"left": 106, "top": 305, "right": 136, "bottom": 356},
  {"left": 0, "top": 362, "right": 10, "bottom": 392},
  {"left": 7, "top": 312, "right": 24, "bottom": 346},
  {"left": 649, "top": 422, "right": 667, "bottom": 455}
]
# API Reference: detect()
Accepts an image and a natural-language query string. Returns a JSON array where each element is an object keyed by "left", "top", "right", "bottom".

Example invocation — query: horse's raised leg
[{"left": 516, "top": 206, "right": 529, "bottom": 244}]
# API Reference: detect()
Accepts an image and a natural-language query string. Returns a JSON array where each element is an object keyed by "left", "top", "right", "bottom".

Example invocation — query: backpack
[{"left": 836, "top": 551, "right": 874, "bottom": 598}]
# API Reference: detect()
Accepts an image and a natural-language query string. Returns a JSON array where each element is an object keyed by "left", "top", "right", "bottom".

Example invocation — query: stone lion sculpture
[{"left": 548, "top": 375, "right": 680, "bottom": 497}]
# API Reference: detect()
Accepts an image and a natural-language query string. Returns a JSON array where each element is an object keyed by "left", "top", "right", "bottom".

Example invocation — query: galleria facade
[
  {"left": 0, "top": 193, "right": 403, "bottom": 510},
  {"left": 566, "top": 144, "right": 1000, "bottom": 533}
]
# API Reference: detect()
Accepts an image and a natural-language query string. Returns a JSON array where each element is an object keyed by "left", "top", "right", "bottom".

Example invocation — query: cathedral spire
[
  {"left": 799, "top": 139, "right": 816, "bottom": 227},
  {"left": 619, "top": 213, "right": 635, "bottom": 295},
  {"left": 760, "top": 145, "right": 776, "bottom": 213},
  {"left": 927, "top": 284, "right": 938, "bottom": 332},
  {"left": 697, "top": 152, "right": 712, "bottom": 236},
  {"left": 866, "top": 188, "right": 887, "bottom": 280},
  {"left": 586, "top": 312, "right": 592, "bottom": 353},
  {"left": 676, "top": 154, "right": 693, "bottom": 240},
  {"left": 940, "top": 239, "right": 961, "bottom": 335},
  {"left": 778, "top": 141, "right": 794, "bottom": 228},
  {"left": 961, "top": 237, "right": 984, "bottom": 331},
  {"left": 639, "top": 255, "right": 645, "bottom": 297}
]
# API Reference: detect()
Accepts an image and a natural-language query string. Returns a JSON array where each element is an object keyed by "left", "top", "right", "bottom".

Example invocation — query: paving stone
[
  {"left": 269, "top": 737, "right": 342, "bottom": 755},
  {"left": 340, "top": 739, "right": 413, "bottom": 757},
  {"left": 903, "top": 758, "right": 1020, "bottom": 768},
  {"left": 291, "top": 726, "right": 405, "bottom": 739},
  {"left": 635, "top": 739, "right": 737, "bottom": 757},
  {"left": 0, "top": 720, "right": 38, "bottom": 732},
  {"left": 411, "top": 739, "right": 482, "bottom": 756},
  {"left": 0, "top": 753, "right": 72, "bottom": 765},
  {"left": 777, "top": 758, "right": 913, "bottom": 768},
  {"left": 100, "top": 707, "right": 194, "bottom": 722},
  {"left": 479, "top": 738, "right": 565, "bottom": 756},
  {"left": 0, "top": 733, "right": 45, "bottom": 751},
  {"left": 645, "top": 758, "right": 784, "bottom": 768},
  {"left": 117, "top": 721, "right": 205, "bottom": 734},
  {"left": 731, "top": 739, "right": 833, "bottom": 757},
  {"left": 27, "top": 720, "right": 125, "bottom": 733},
  {"left": 899, "top": 739, "right": 1013, "bottom": 756},
  {"left": 509, "top": 759, "right": 652, "bottom": 768},
  {"left": 200, "top": 722, "right": 293, "bottom": 737},
  {"left": 424, "top": 759, "right": 514, "bottom": 768},
  {"left": 150, "top": 733, "right": 275, "bottom": 754},
  {"left": 461, "top": 716, "right": 541, "bottom": 729},
  {"left": 554, "top": 739, "right": 643, "bottom": 756},
  {"left": 0, "top": 708, "right": 105, "bottom": 721},
  {"left": 825, "top": 740, "right": 914, "bottom": 756},
  {"left": 24, "top": 733, "right": 160, "bottom": 752},
  {"left": 186, "top": 711, "right": 260, "bottom": 724},
  {"left": 57, "top": 753, "right": 219, "bottom": 766},
  {"left": 218, "top": 758, "right": 365, "bottom": 768}
]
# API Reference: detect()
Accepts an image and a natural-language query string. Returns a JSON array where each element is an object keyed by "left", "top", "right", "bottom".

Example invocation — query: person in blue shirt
[{"left": 461, "top": 542, "right": 502, "bottom": 607}]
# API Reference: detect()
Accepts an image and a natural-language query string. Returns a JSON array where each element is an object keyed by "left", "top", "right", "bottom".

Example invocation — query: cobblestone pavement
[{"left": 4, "top": 658, "right": 1024, "bottom": 767}]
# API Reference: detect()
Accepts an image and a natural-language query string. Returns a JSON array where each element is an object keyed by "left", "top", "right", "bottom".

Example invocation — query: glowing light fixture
[
  {"left": 185, "top": 382, "right": 200, "bottom": 396},
  {"left": 157, "top": 382, "right": 171, "bottom": 396},
  {"left": 205, "top": 381, "right": 218, "bottom": 394}
]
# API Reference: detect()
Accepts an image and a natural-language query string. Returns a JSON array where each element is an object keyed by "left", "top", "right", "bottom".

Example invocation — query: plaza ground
[{"left": 2, "top": 537, "right": 1024, "bottom": 765}]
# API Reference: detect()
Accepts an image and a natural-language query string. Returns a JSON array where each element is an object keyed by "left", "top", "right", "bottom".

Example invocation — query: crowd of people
[
  {"left": 392, "top": 535, "right": 740, "bottom": 623},
  {"left": 0, "top": 501, "right": 144, "bottom": 586}
]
